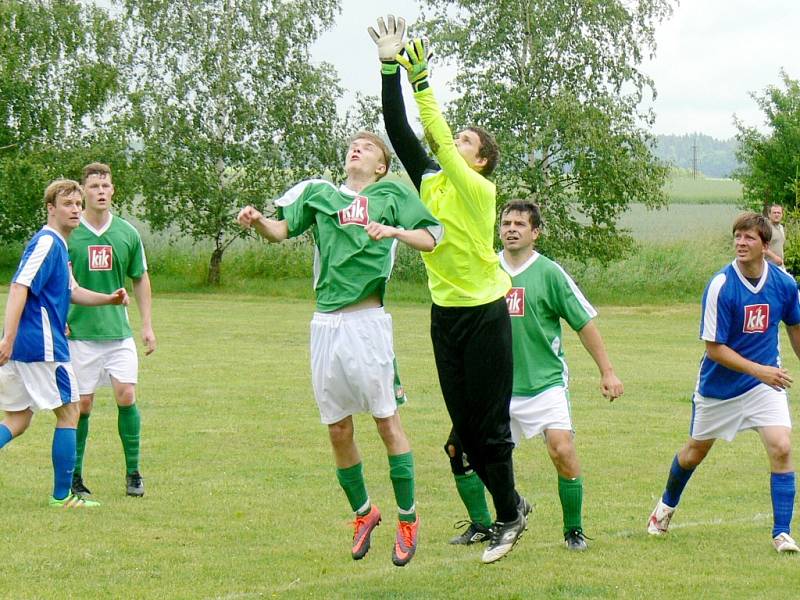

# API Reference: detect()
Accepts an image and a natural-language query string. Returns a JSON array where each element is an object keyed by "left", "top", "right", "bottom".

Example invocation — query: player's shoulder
[
  {"left": 109, "top": 215, "right": 143, "bottom": 238},
  {"left": 768, "top": 262, "right": 797, "bottom": 288},
  {"left": 276, "top": 178, "right": 335, "bottom": 207}
]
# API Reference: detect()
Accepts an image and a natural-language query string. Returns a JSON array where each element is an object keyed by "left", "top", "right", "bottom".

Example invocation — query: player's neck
[
  {"left": 46, "top": 219, "right": 72, "bottom": 240},
  {"left": 737, "top": 257, "right": 765, "bottom": 279},
  {"left": 344, "top": 173, "right": 377, "bottom": 193},
  {"left": 504, "top": 247, "right": 535, "bottom": 268},
  {"left": 84, "top": 207, "right": 111, "bottom": 229}
]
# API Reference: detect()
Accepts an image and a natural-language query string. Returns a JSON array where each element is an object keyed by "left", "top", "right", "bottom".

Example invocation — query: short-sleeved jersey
[
  {"left": 276, "top": 179, "right": 441, "bottom": 312},
  {"left": 698, "top": 260, "right": 800, "bottom": 399},
  {"left": 10, "top": 226, "right": 74, "bottom": 362},
  {"left": 414, "top": 88, "right": 511, "bottom": 307},
  {"left": 500, "top": 251, "right": 597, "bottom": 397},
  {"left": 68, "top": 214, "right": 147, "bottom": 340}
]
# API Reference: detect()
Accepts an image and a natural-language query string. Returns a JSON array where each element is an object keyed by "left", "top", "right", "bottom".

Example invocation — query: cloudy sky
[{"left": 312, "top": 0, "right": 800, "bottom": 140}]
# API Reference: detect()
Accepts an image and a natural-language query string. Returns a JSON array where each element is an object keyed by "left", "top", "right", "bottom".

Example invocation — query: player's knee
[
  {"left": 115, "top": 386, "right": 136, "bottom": 407},
  {"left": 327, "top": 419, "right": 354, "bottom": 444},
  {"left": 769, "top": 438, "right": 792, "bottom": 463}
]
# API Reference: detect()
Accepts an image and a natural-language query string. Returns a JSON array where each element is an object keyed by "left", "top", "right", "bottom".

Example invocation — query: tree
[
  {"left": 0, "top": 0, "right": 123, "bottom": 243},
  {"left": 734, "top": 70, "right": 800, "bottom": 212},
  {"left": 121, "top": 0, "right": 346, "bottom": 284},
  {"left": 418, "top": 0, "right": 672, "bottom": 262}
]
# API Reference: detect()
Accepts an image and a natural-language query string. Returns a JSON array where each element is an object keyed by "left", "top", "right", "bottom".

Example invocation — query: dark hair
[
  {"left": 466, "top": 126, "right": 500, "bottom": 176},
  {"left": 501, "top": 200, "right": 542, "bottom": 228},
  {"left": 81, "top": 162, "right": 112, "bottom": 184},
  {"left": 732, "top": 211, "right": 772, "bottom": 244}
]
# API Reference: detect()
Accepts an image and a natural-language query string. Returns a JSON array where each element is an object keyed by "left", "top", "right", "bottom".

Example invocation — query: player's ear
[{"left": 376, "top": 162, "right": 387, "bottom": 176}]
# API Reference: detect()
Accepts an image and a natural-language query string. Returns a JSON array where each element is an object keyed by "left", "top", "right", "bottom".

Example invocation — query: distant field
[
  {"left": 619, "top": 202, "right": 741, "bottom": 243},
  {"left": 665, "top": 174, "right": 742, "bottom": 205}
]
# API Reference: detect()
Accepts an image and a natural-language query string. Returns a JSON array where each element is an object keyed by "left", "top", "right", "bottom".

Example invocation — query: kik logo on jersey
[
  {"left": 338, "top": 195, "right": 369, "bottom": 227},
  {"left": 743, "top": 303, "right": 769, "bottom": 333},
  {"left": 88, "top": 245, "right": 113, "bottom": 271},
  {"left": 506, "top": 287, "right": 525, "bottom": 317}
]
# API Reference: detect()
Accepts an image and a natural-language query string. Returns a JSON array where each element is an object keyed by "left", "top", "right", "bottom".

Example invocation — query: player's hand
[
  {"left": 365, "top": 221, "right": 398, "bottom": 241},
  {"left": 110, "top": 288, "right": 129, "bottom": 306},
  {"left": 0, "top": 337, "right": 12, "bottom": 366},
  {"left": 368, "top": 15, "right": 406, "bottom": 63},
  {"left": 600, "top": 372, "right": 624, "bottom": 402},
  {"left": 757, "top": 365, "right": 793, "bottom": 390},
  {"left": 142, "top": 327, "right": 157, "bottom": 356},
  {"left": 237, "top": 206, "right": 263, "bottom": 228},
  {"left": 396, "top": 38, "right": 431, "bottom": 92}
]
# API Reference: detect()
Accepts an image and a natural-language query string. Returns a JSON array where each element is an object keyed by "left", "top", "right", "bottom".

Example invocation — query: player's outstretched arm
[
  {"left": 0, "top": 283, "right": 28, "bottom": 365},
  {"left": 705, "top": 341, "right": 793, "bottom": 390},
  {"left": 577, "top": 320, "right": 623, "bottom": 401},
  {"left": 371, "top": 16, "right": 436, "bottom": 191},
  {"left": 237, "top": 206, "right": 289, "bottom": 243},
  {"left": 71, "top": 286, "right": 129, "bottom": 307},
  {"left": 364, "top": 222, "right": 435, "bottom": 252},
  {"left": 132, "top": 272, "right": 156, "bottom": 356}
]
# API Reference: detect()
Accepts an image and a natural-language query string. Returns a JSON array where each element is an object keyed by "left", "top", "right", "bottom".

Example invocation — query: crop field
[{"left": 1, "top": 294, "right": 799, "bottom": 599}]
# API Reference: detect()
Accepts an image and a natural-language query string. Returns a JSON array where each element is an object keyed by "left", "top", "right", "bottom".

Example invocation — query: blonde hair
[{"left": 44, "top": 179, "right": 83, "bottom": 208}]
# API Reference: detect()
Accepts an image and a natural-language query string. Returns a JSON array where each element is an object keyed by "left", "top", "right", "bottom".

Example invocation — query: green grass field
[
  {"left": 2, "top": 294, "right": 800, "bottom": 598},
  {"left": 664, "top": 174, "right": 742, "bottom": 205}
]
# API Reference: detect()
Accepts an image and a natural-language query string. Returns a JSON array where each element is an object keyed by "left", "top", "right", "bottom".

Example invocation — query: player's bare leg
[
  {"left": 111, "top": 376, "right": 143, "bottom": 496},
  {"left": 759, "top": 426, "right": 798, "bottom": 552},
  {"left": 545, "top": 429, "right": 586, "bottom": 550}
]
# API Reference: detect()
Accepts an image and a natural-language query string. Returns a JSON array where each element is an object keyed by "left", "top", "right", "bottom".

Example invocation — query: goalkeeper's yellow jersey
[{"left": 415, "top": 87, "right": 511, "bottom": 307}]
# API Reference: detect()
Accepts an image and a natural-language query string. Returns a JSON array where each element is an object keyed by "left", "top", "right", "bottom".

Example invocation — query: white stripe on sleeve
[
  {"left": 14, "top": 235, "right": 54, "bottom": 287},
  {"left": 553, "top": 262, "right": 597, "bottom": 319},
  {"left": 701, "top": 273, "right": 727, "bottom": 341}
]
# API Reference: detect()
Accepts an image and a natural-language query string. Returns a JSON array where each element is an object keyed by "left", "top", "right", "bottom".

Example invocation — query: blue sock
[
  {"left": 52, "top": 427, "right": 77, "bottom": 501},
  {"left": 0, "top": 424, "right": 12, "bottom": 449},
  {"left": 771, "top": 471, "right": 795, "bottom": 538},
  {"left": 663, "top": 454, "right": 695, "bottom": 508}
]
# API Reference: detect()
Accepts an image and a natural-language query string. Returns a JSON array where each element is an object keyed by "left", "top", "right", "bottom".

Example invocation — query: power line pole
[{"left": 692, "top": 134, "right": 698, "bottom": 180}]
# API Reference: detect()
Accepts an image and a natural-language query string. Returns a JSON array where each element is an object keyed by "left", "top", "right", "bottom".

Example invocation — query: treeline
[{"left": 654, "top": 134, "right": 740, "bottom": 178}]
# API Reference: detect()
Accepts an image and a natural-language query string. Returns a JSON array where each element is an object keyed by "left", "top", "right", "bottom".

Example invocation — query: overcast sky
[{"left": 312, "top": 0, "right": 800, "bottom": 140}]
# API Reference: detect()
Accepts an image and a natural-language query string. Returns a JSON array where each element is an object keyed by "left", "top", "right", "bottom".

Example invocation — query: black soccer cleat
[
  {"left": 71, "top": 473, "right": 92, "bottom": 496},
  {"left": 126, "top": 471, "right": 145, "bottom": 497},
  {"left": 449, "top": 520, "right": 493, "bottom": 545},
  {"left": 564, "top": 528, "right": 588, "bottom": 551}
]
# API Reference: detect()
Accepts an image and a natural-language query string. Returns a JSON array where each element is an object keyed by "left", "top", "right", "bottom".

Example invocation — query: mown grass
[{"left": 2, "top": 295, "right": 800, "bottom": 598}]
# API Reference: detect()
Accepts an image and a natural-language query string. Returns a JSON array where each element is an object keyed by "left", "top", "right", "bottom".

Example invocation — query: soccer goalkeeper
[{"left": 370, "top": 16, "right": 529, "bottom": 564}]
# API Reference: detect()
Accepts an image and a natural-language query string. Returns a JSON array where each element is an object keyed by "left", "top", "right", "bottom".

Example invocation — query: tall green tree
[
  {"left": 0, "top": 0, "right": 123, "bottom": 243},
  {"left": 734, "top": 70, "right": 800, "bottom": 212},
  {"left": 122, "top": 0, "right": 345, "bottom": 284},
  {"left": 418, "top": 0, "right": 672, "bottom": 262}
]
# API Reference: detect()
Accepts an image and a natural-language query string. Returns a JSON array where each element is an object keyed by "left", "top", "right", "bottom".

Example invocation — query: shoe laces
[
  {"left": 129, "top": 471, "right": 142, "bottom": 485},
  {"left": 353, "top": 510, "right": 374, "bottom": 533},
  {"left": 452, "top": 519, "right": 472, "bottom": 532},
  {"left": 397, "top": 520, "right": 416, "bottom": 546},
  {"left": 566, "top": 528, "right": 593, "bottom": 541}
]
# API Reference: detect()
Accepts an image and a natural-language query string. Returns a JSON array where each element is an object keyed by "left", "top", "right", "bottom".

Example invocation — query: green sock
[
  {"left": 454, "top": 472, "right": 492, "bottom": 527},
  {"left": 388, "top": 452, "right": 416, "bottom": 523},
  {"left": 559, "top": 475, "right": 584, "bottom": 533},
  {"left": 75, "top": 413, "right": 90, "bottom": 475},
  {"left": 117, "top": 404, "right": 141, "bottom": 474},
  {"left": 336, "top": 463, "right": 370, "bottom": 515}
]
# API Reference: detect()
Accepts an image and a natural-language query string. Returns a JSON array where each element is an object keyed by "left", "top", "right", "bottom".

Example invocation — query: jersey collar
[
  {"left": 42, "top": 225, "right": 68, "bottom": 249},
  {"left": 499, "top": 250, "right": 540, "bottom": 277},
  {"left": 732, "top": 258, "right": 768, "bottom": 293},
  {"left": 80, "top": 212, "right": 114, "bottom": 237}
]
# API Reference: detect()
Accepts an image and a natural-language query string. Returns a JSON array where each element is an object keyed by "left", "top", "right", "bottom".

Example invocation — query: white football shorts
[
  {"left": 310, "top": 307, "right": 399, "bottom": 425},
  {"left": 68, "top": 338, "right": 138, "bottom": 395},
  {"left": 690, "top": 383, "right": 791, "bottom": 441},
  {"left": 0, "top": 360, "right": 79, "bottom": 412},
  {"left": 510, "top": 385, "right": 573, "bottom": 445}
]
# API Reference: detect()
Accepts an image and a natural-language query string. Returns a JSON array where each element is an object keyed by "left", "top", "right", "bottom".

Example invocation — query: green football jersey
[
  {"left": 277, "top": 179, "right": 441, "bottom": 312},
  {"left": 500, "top": 251, "right": 597, "bottom": 397},
  {"left": 68, "top": 214, "right": 147, "bottom": 340}
]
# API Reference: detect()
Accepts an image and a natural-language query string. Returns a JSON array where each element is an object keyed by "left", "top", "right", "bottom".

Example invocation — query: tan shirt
[{"left": 769, "top": 222, "right": 785, "bottom": 264}]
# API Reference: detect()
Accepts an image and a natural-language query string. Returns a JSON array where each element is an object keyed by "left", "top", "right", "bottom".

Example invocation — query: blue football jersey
[
  {"left": 697, "top": 260, "right": 800, "bottom": 399},
  {"left": 10, "top": 226, "right": 73, "bottom": 362}
]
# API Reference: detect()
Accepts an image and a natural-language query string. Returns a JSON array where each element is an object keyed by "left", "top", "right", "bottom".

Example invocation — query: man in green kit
[{"left": 68, "top": 162, "right": 156, "bottom": 498}]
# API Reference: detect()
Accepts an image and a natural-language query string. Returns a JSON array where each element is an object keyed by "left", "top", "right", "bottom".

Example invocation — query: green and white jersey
[
  {"left": 500, "top": 250, "right": 597, "bottom": 397},
  {"left": 68, "top": 214, "right": 147, "bottom": 340},
  {"left": 277, "top": 179, "right": 441, "bottom": 312}
]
